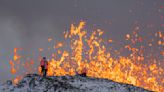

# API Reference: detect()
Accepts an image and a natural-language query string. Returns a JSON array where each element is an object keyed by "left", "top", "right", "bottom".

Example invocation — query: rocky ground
[{"left": 0, "top": 74, "right": 153, "bottom": 92}]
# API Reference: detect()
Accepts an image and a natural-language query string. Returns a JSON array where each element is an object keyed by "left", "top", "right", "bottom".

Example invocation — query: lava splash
[{"left": 10, "top": 21, "right": 164, "bottom": 92}]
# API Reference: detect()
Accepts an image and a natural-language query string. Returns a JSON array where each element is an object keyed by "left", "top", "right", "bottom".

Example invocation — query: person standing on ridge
[{"left": 40, "top": 57, "right": 48, "bottom": 77}]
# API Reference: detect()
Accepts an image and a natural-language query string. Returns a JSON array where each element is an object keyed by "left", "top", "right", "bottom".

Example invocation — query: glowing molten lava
[{"left": 11, "top": 21, "right": 164, "bottom": 91}]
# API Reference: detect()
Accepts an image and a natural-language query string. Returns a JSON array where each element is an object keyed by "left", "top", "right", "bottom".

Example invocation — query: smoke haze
[{"left": 0, "top": 0, "right": 163, "bottom": 82}]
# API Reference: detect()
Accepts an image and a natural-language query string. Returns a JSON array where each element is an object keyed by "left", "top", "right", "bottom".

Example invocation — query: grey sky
[{"left": 0, "top": 0, "right": 163, "bottom": 82}]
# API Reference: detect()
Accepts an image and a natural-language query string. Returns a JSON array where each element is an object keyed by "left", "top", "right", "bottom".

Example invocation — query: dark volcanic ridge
[{"left": 0, "top": 74, "right": 153, "bottom": 92}]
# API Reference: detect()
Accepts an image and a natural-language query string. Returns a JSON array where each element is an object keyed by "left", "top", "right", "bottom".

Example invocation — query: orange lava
[{"left": 10, "top": 21, "right": 164, "bottom": 92}]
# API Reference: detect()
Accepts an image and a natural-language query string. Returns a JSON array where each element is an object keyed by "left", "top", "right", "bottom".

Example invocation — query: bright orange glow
[
  {"left": 126, "top": 34, "right": 130, "bottom": 40},
  {"left": 13, "top": 48, "right": 21, "bottom": 61},
  {"left": 39, "top": 48, "right": 43, "bottom": 52},
  {"left": 9, "top": 60, "right": 16, "bottom": 74},
  {"left": 48, "top": 37, "right": 52, "bottom": 42},
  {"left": 108, "top": 39, "right": 113, "bottom": 43},
  {"left": 10, "top": 21, "right": 164, "bottom": 92}
]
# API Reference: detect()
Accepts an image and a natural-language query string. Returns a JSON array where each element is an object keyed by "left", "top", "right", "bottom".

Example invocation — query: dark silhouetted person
[
  {"left": 40, "top": 57, "right": 48, "bottom": 77},
  {"left": 79, "top": 68, "right": 87, "bottom": 77}
]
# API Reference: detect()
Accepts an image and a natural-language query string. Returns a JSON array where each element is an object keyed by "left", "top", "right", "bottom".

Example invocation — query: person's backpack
[{"left": 40, "top": 59, "right": 45, "bottom": 66}]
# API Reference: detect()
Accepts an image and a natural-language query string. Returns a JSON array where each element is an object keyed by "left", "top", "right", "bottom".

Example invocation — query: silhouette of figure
[{"left": 40, "top": 57, "right": 48, "bottom": 77}]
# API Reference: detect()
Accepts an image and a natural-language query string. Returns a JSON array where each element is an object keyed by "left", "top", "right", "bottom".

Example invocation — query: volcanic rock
[{"left": 0, "top": 74, "right": 153, "bottom": 92}]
